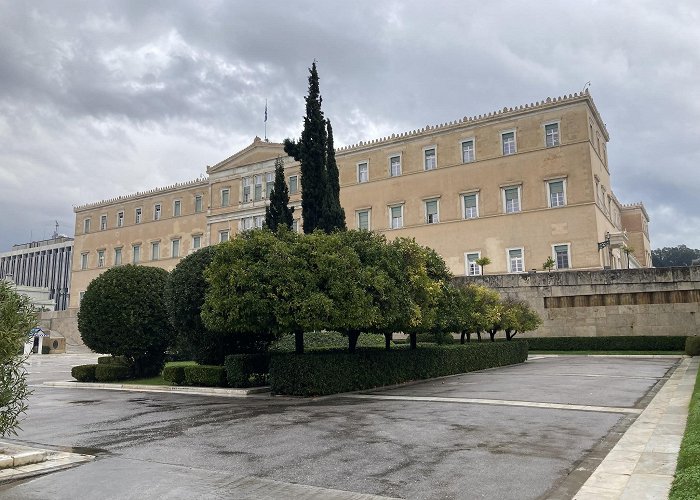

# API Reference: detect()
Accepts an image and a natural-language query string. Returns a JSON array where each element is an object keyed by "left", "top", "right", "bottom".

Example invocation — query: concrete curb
[
  {"left": 0, "top": 442, "right": 94, "bottom": 484},
  {"left": 42, "top": 381, "right": 271, "bottom": 397}
]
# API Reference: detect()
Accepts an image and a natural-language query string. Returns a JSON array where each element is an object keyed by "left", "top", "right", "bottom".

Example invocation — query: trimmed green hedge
[
  {"left": 270, "top": 331, "right": 387, "bottom": 352},
  {"left": 525, "top": 336, "right": 686, "bottom": 351},
  {"left": 95, "top": 364, "right": 131, "bottom": 382},
  {"left": 686, "top": 337, "right": 700, "bottom": 356},
  {"left": 416, "top": 332, "right": 455, "bottom": 344},
  {"left": 71, "top": 364, "right": 97, "bottom": 382},
  {"left": 224, "top": 353, "right": 271, "bottom": 387},
  {"left": 97, "top": 355, "right": 132, "bottom": 366},
  {"left": 183, "top": 365, "right": 227, "bottom": 387},
  {"left": 270, "top": 341, "right": 528, "bottom": 396},
  {"left": 670, "top": 363, "right": 700, "bottom": 499},
  {"left": 162, "top": 365, "right": 186, "bottom": 385}
]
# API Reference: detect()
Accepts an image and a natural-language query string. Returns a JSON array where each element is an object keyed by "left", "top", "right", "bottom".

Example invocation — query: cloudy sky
[{"left": 1, "top": 1, "right": 699, "bottom": 251}]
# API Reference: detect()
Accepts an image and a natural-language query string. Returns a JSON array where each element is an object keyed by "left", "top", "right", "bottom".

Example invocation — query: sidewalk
[
  {"left": 573, "top": 356, "right": 698, "bottom": 499},
  {"left": 42, "top": 380, "right": 271, "bottom": 397}
]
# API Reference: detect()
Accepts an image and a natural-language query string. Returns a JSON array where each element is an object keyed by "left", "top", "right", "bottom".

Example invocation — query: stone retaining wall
[{"left": 455, "top": 266, "right": 700, "bottom": 337}]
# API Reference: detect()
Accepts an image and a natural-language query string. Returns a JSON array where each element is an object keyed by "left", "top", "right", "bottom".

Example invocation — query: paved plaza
[{"left": 0, "top": 353, "right": 692, "bottom": 499}]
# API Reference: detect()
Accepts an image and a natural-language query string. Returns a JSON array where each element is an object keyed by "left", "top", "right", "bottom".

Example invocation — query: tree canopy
[
  {"left": 264, "top": 157, "right": 295, "bottom": 232},
  {"left": 651, "top": 245, "right": 700, "bottom": 267}
]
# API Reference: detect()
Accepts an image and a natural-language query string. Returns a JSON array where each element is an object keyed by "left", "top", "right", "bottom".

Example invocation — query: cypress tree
[
  {"left": 283, "top": 61, "right": 327, "bottom": 233},
  {"left": 264, "top": 157, "right": 295, "bottom": 231},
  {"left": 321, "top": 119, "right": 346, "bottom": 231}
]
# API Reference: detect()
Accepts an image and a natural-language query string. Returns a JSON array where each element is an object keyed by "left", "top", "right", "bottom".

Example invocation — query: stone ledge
[{"left": 42, "top": 381, "right": 271, "bottom": 397}]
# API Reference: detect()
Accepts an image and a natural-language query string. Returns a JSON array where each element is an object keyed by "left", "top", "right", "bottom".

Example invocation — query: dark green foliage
[
  {"left": 78, "top": 265, "right": 172, "bottom": 377},
  {"left": 670, "top": 365, "right": 700, "bottom": 499},
  {"left": 264, "top": 157, "right": 295, "bottom": 231},
  {"left": 224, "top": 353, "right": 271, "bottom": 387},
  {"left": 270, "top": 331, "right": 387, "bottom": 352},
  {"left": 162, "top": 365, "right": 186, "bottom": 385},
  {"left": 183, "top": 365, "right": 227, "bottom": 387},
  {"left": 165, "top": 246, "right": 233, "bottom": 365},
  {"left": 284, "top": 62, "right": 327, "bottom": 233},
  {"left": 686, "top": 337, "right": 700, "bottom": 356},
  {"left": 95, "top": 364, "right": 131, "bottom": 382},
  {"left": 525, "top": 336, "right": 686, "bottom": 351},
  {"left": 71, "top": 364, "right": 97, "bottom": 382},
  {"left": 319, "top": 119, "right": 346, "bottom": 232},
  {"left": 269, "top": 342, "right": 528, "bottom": 396},
  {"left": 652, "top": 245, "right": 700, "bottom": 267},
  {"left": 97, "top": 355, "right": 131, "bottom": 366},
  {"left": 416, "top": 332, "right": 455, "bottom": 344}
]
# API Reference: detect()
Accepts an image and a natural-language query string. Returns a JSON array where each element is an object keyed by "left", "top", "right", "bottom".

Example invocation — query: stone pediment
[{"left": 207, "top": 137, "right": 287, "bottom": 175}]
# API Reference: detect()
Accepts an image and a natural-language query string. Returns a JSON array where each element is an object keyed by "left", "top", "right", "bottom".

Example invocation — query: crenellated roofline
[
  {"left": 621, "top": 202, "right": 650, "bottom": 222},
  {"left": 336, "top": 90, "right": 608, "bottom": 155},
  {"left": 74, "top": 178, "right": 208, "bottom": 212}
]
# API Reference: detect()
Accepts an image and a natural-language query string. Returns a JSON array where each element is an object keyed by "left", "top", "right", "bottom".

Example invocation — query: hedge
[
  {"left": 269, "top": 341, "right": 528, "bottom": 396},
  {"left": 525, "top": 336, "right": 687, "bottom": 351},
  {"left": 224, "top": 353, "right": 271, "bottom": 387},
  {"left": 95, "top": 364, "right": 132, "bottom": 382},
  {"left": 97, "top": 355, "right": 132, "bottom": 366},
  {"left": 162, "top": 365, "right": 186, "bottom": 385},
  {"left": 183, "top": 365, "right": 227, "bottom": 387},
  {"left": 686, "top": 337, "right": 700, "bottom": 356},
  {"left": 71, "top": 364, "right": 97, "bottom": 382},
  {"left": 669, "top": 363, "right": 700, "bottom": 499},
  {"left": 270, "top": 331, "right": 387, "bottom": 352}
]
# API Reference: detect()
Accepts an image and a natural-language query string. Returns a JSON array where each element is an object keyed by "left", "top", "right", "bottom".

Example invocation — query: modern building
[
  {"left": 0, "top": 236, "right": 74, "bottom": 310},
  {"left": 70, "top": 91, "right": 651, "bottom": 308}
]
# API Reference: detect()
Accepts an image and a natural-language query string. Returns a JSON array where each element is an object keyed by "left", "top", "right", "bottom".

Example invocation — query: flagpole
[{"left": 264, "top": 99, "right": 268, "bottom": 141}]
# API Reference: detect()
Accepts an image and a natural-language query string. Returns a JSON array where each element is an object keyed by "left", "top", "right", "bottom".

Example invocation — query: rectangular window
[
  {"left": 83, "top": 218, "right": 91, "bottom": 233},
  {"left": 508, "top": 248, "right": 524, "bottom": 273},
  {"left": 171, "top": 239, "right": 180, "bottom": 258},
  {"left": 390, "top": 205, "right": 403, "bottom": 229},
  {"left": 424, "top": 148, "right": 436, "bottom": 171},
  {"left": 545, "top": 123, "right": 560, "bottom": 147},
  {"left": 151, "top": 242, "right": 160, "bottom": 260},
  {"left": 289, "top": 175, "right": 298, "bottom": 194},
  {"left": 219, "top": 230, "right": 229, "bottom": 243},
  {"left": 135, "top": 208, "right": 142, "bottom": 224},
  {"left": 173, "top": 200, "right": 181, "bottom": 217},
  {"left": 254, "top": 175, "right": 263, "bottom": 201},
  {"left": 241, "top": 217, "right": 253, "bottom": 231},
  {"left": 79, "top": 291, "right": 85, "bottom": 302},
  {"left": 195, "top": 195, "right": 203, "bottom": 213},
  {"left": 357, "top": 162, "right": 369, "bottom": 183},
  {"left": 254, "top": 216, "right": 264, "bottom": 229},
  {"left": 548, "top": 180, "right": 566, "bottom": 208},
  {"left": 504, "top": 186, "right": 521, "bottom": 213},
  {"left": 242, "top": 177, "right": 251, "bottom": 202},
  {"left": 425, "top": 199, "right": 439, "bottom": 224},
  {"left": 554, "top": 244, "right": 570, "bottom": 269},
  {"left": 502, "top": 131, "right": 516, "bottom": 155},
  {"left": 154, "top": 204, "right": 161, "bottom": 221},
  {"left": 97, "top": 250, "right": 105, "bottom": 268},
  {"left": 132, "top": 245, "right": 141, "bottom": 264},
  {"left": 80, "top": 253, "right": 88, "bottom": 270},
  {"left": 461, "top": 140, "right": 475, "bottom": 163},
  {"left": 357, "top": 210, "right": 370, "bottom": 230},
  {"left": 266, "top": 172, "right": 274, "bottom": 198},
  {"left": 117, "top": 211, "right": 124, "bottom": 227},
  {"left": 292, "top": 219, "right": 299, "bottom": 232},
  {"left": 465, "top": 252, "right": 481, "bottom": 276},
  {"left": 100, "top": 215, "right": 107, "bottom": 231},
  {"left": 192, "top": 235, "right": 201, "bottom": 249},
  {"left": 114, "top": 248, "right": 122, "bottom": 266},
  {"left": 463, "top": 193, "right": 478, "bottom": 219},
  {"left": 389, "top": 156, "right": 401, "bottom": 177},
  {"left": 221, "top": 189, "right": 230, "bottom": 207}
]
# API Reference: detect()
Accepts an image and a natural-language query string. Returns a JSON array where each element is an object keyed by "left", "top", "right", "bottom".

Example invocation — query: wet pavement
[{"left": 0, "top": 354, "right": 680, "bottom": 499}]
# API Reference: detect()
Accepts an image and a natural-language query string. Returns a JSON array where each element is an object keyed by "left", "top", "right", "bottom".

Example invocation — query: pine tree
[
  {"left": 321, "top": 119, "right": 346, "bottom": 231},
  {"left": 284, "top": 61, "right": 327, "bottom": 233},
  {"left": 264, "top": 157, "right": 295, "bottom": 231}
]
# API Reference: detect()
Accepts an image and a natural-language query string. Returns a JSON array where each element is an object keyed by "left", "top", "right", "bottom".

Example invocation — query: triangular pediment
[{"left": 207, "top": 137, "right": 287, "bottom": 174}]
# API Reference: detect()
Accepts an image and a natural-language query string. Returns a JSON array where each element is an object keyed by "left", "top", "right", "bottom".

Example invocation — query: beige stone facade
[{"left": 70, "top": 91, "right": 651, "bottom": 308}]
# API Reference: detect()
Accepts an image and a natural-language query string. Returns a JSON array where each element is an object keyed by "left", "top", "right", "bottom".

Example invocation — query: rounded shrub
[
  {"left": 71, "top": 364, "right": 97, "bottom": 382},
  {"left": 162, "top": 365, "right": 186, "bottom": 385},
  {"left": 686, "top": 337, "right": 700, "bottom": 356},
  {"left": 95, "top": 364, "right": 131, "bottom": 382},
  {"left": 78, "top": 265, "right": 173, "bottom": 377}
]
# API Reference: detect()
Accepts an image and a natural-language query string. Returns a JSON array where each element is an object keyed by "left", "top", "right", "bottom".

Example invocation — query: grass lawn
[
  {"left": 106, "top": 360, "right": 197, "bottom": 386},
  {"left": 669, "top": 361, "right": 700, "bottom": 499},
  {"left": 529, "top": 350, "right": 684, "bottom": 355}
]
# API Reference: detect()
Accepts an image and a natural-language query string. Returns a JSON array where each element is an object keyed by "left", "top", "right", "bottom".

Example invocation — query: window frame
[
  {"left": 544, "top": 121, "right": 560, "bottom": 148},
  {"left": 171, "top": 238, "right": 181, "bottom": 258},
  {"left": 135, "top": 207, "right": 142, "bottom": 224},
  {"left": 151, "top": 241, "right": 160, "bottom": 261},
  {"left": 502, "top": 185, "right": 522, "bottom": 214},
  {"left": 265, "top": 172, "right": 274, "bottom": 198},
  {"left": 506, "top": 247, "right": 525, "bottom": 273},
  {"left": 461, "top": 191, "right": 479, "bottom": 219},
  {"left": 288, "top": 175, "right": 298, "bottom": 194},
  {"left": 192, "top": 234, "right": 202, "bottom": 250},
  {"left": 132, "top": 244, "right": 141, "bottom": 264},
  {"left": 552, "top": 243, "right": 571, "bottom": 270},
  {"left": 389, "top": 204, "right": 404, "bottom": 229},
  {"left": 254, "top": 174, "right": 263, "bottom": 201},
  {"left": 425, "top": 198, "right": 439, "bottom": 224},
  {"left": 194, "top": 194, "right": 203, "bottom": 213},
  {"left": 83, "top": 218, "right": 91, "bottom": 234},
  {"left": 117, "top": 211, "right": 124, "bottom": 227},
  {"left": 423, "top": 146, "right": 437, "bottom": 171},
  {"left": 501, "top": 130, "right": 517, "bottom": 156},
  {"left": 464, "top": 251, "right": 481, "bottom": 276},
  {"left": 389, "top": 154, "right": 402, "bottom": 177},
  {"left": 173, "top": 199, "right": 181, "bottom": 217},
  {"left": 356, "top": 209, "right": 371, "bottom": 230},
  {"left": 100, "top": 214, "right": 107, "bottom": 231},
  {"left": 461, "top": 138, "right": 476, "bottom": 163},
  {"left": 114, "top": 247, "right": 122, "bottom": 266},
  {"left": 80, "top": 252, "right": 88, "bottom": 270},
  {"left": 221, "top": 188, "right": 230, "bottom": 207},
  {"left": 97, "top": 249, "right": 105, "bottom": 268},
  {"left": 219, "top": 230, "right": 230, "bottom": 243},
  {"left": 547, "top": 178, "right": 567, "bottom": 208},
  {"left": 357, "top": 161, "right": 369, "bottom": 183},
  {"left": 154, "top": 204, "right": 162, "bottom": 221}
]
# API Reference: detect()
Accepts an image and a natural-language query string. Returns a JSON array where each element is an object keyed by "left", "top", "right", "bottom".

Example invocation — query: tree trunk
[
  {"left": 489, "top": 329, "right": 497, "bottom": 342},
  {"left": 384, "top": 332, "right": 393, "bottom": 350},
  {"left": 294, "top": 331, "right": 304, "bottom": 354},
  {"left": 348, "top": 330, "right": 360, "bottom": 353},
  {"left": 410, "top": 333, "right": 417, "bottom": 349},
  {"left": 460, "top": 331, "right": 466, "bottom": 344},
  {"left": 476, "top": 331, "right": 482, "bottom": 342}
]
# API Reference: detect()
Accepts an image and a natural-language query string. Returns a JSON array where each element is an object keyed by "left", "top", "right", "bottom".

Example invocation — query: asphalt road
[{"left": 0, "top": 354, "right": 678, "bottom": 499}]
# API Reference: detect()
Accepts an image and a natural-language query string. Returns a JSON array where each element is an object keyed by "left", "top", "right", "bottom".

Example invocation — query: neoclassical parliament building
[{"left": 69, "top": 91, "right": 651, "bottom": 308}]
